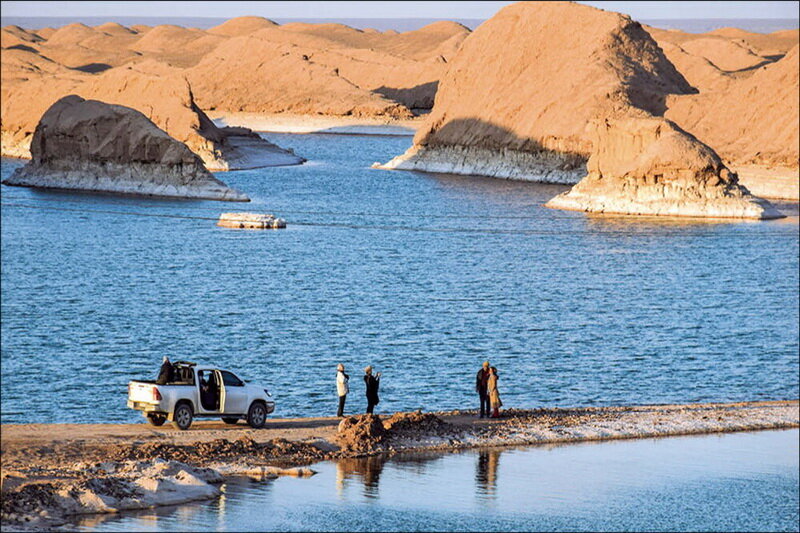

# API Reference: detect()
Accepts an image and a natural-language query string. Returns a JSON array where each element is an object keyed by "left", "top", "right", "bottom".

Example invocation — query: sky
[{"left": 2, "top": 1, "right": 798, "bottom": 20}]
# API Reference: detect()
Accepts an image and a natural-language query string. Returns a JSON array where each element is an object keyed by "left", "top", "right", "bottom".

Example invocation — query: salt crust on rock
[{"left": 3, "top": 95, "right": 249, "bottom": 201}]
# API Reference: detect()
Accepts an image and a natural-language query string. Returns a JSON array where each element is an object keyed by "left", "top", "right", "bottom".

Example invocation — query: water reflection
[
  {"left": 335, "top": 451, "right": 447, "bottom": 500},
  {"left": 69, "top": 430, "right": 798, "bottom": 532},
  {"left": 336, "top": 455, "right": 387, "bottom": 499},
  {"left": 475, "top": 448, "right": 501, "bottom": 500}
]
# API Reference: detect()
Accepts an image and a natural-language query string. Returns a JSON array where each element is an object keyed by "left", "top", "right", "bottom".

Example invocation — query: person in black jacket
[
  {"left": 476, "top": 361, "right": 490, "bottom": 418},
  {"left": 156, "top": 356, "right": 173, "bottom": 385},
  {"left": 364, "top": 366, "right": 381, "bottom": 414}
]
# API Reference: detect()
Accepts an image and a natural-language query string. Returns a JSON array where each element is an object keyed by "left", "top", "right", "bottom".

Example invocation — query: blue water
[
  {"left": 1, "top": 132, "right": 799, "bottom": 424},
  {"left": 68, "top": 429, "right": 800, "bottom": 532}
]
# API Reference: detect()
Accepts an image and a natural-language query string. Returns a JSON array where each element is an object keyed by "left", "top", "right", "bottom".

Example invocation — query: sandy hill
[
  {"left": 380, "top": 1, "right": 695, "bottom": 181},
  {"left": 207, "top": 16, "right": 278, "bottom": 36},
  {"left": 45, "top": 23, "right": 100, "bottom": 46},
  {"left": 1, "top": 15, "right": 469, "bottom": 123},
  {"left": 35, "top": 27, "right": 57, "bottom": 39},
  {"left": 185, "top": 35, "right": 411, "bottom": 117},
  {"left": 377, "top": 1, "right": 779, "bottom": 219},
  {"left": 1, "top": 25, "right": 44, "bottom": 43},
  {"left": 128, "top": 24, "right": 205, "bottom": 53},
  {"left": 0, "top": 54, "right": 302, "bottom": 170},
  {"left": 0, "top": 46, "right": 79, "bottom": 79},
  {"left": 93, "top": 22, "right": 137, "bottom": 36},
  {"left": 641, "top": 24, "right": 798, "bottom": 171},
  {"left": 677, "top": 37, "right": 767, "bottom": 71},
  {"left": 666, "top": 45, "right": 799, "bottom": 169},
  {"left": 647, "top": 25, "right": 798, "bottom": 58}
]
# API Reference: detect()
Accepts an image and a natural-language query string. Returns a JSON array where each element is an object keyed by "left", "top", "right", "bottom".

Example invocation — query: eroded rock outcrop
[
  {"left": 0, "top": 61, "right": 304, "bottom": 170},
  {"left": 545, "top": 117, "right": 782, "bottom": 219},
  {"left": 665, "top": 45, "right": 799, "bottom": 171},
  {"left": 3, "top": 95, "right": 249, "bottom": 201},
  {"left": 379, "top": 1, "right": 695, "bottom": 181}
]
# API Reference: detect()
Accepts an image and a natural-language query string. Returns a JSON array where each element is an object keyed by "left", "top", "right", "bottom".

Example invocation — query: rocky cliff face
[
  {"left": 379, "top": 1, "right": 695, "bottom": 180},
  {"left": 3, "top": 95, "right": 249, "bottom": 201},
  {"left": 545, "top": 118, "right": 782, "bottom": 219}
]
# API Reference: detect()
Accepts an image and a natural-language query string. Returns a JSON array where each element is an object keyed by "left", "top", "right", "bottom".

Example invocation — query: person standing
[
  {"left": 364, "top": 366, "right": 381, "bottom": 414},
  {"left": 488, "top": 366, "right": 502, "bottom": 418},
  {"left": 156, "top": 356, "right": 173, "bottom": 385},
  {"left": 476, "top": 361, "right": 491, "bottom": 418},
  {"left": 336, "top": 363, "right": 349, "bottom": 417}
]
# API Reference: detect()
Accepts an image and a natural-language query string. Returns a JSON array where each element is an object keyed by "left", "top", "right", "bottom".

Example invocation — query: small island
[{"left": 3, "top": 95, "right": 250, "bottom": 202}]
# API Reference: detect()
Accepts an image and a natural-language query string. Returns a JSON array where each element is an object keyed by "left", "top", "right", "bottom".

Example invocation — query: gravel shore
[{"left": 2, "top": 400, "right": 797, "bottom": 530}]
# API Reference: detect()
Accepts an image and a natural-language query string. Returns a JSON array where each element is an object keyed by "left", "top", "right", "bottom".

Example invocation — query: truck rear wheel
[
  {"left": 247, "top": 402, "right": 267, "bottom": 428},
  {"left": 173, "top": 403, "right": 193, "bottom": 430},
  {"left": 222, "top": 417, "right": 240, "bottom": 425},
  {"left": 147, "top": 413, "right": 167, "bottom": 426}
]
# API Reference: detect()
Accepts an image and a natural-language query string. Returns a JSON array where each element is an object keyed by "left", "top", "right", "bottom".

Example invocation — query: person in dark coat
[
  {"left": 476, "top": 361, "right": 491, "bottom": 418},
  {"left": 364, "top": 366, "right": 381, "bottom": 414},
  {"left": 156, "top": 356, "right": 173, "bottom": 385}
]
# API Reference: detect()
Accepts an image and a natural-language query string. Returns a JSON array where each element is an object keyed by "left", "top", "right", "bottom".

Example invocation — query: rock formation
[
  {"left": 3, "top": 95, "right": 249, "bottom": 201},
  {"left": 0, "top": 17, "right": 467, "bottom": 148},
  {"left": 0, "top": 59, "right": 303, "bottom": 170},
  {"left": 545, "top": 117, "right": 782, "bottom": 219},
  {"left": 642, "top": 27, "right": 798, "bottom": 199},
  {"left": 664, "top": 45, "right": 799, "bottom": 171},
  {"left": 378, "top": 1, "right": 696, "bottom": 181}
]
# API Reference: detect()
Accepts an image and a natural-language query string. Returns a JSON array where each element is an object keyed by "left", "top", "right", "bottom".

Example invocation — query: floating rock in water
[{"left": 217, "top": 212, "right": 286, "bottom": 229}]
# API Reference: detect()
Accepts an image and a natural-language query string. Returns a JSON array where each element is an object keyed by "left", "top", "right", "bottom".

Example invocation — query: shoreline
[
  {"left": 208, "top": 112, "right": 423, "bottom": 136},
  {"left": 1, "top": 400, "right": 797, "bottom": 529}
]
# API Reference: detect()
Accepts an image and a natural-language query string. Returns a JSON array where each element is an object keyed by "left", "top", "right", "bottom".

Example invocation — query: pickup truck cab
[{"left": 127, "top": 361, "right": 275, "bottom": 430}]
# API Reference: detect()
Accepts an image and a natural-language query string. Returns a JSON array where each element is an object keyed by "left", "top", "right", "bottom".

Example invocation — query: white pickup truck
[{"left": 127, "top": 361, "right": 275, "bottom": 430}]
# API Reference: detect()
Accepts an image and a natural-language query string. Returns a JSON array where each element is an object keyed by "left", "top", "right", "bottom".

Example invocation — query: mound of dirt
[
  {"left": 336, "top": 414, "right": 386, "bottom": 452},
  {"left": 382, "top": 411, "right": 453, "bottom": 435},
  {"left": 108, "top": 436, "right": 329, "bottom": 467}
]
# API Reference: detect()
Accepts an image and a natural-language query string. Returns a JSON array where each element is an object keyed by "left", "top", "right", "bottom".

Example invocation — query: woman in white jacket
[{"left": 336, "top": 363, "right": 349, "bottom": 417}]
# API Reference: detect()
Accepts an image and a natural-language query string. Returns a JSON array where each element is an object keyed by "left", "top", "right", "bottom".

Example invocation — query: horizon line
[{"left": 3, "top": 15, "right": 799, "bottom": 21}]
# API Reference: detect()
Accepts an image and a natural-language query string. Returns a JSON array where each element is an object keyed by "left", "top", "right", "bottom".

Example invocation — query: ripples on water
[
  {"left": 1, "top": 133, "right": 798, "bottom": 423},
  {"left": 70, "top": 429, "right": 800, "bottom": 532}
]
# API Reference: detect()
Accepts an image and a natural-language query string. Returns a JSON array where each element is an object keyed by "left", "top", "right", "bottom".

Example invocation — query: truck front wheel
[
  {"left": 173, "top": 403, "right": 193, "bottom": 430},
  {"left": 247, "top": 402, "right": 267, "bottom": 428},
  {"left": 147, "top": 413, "right": 167, "bottom": 426}
]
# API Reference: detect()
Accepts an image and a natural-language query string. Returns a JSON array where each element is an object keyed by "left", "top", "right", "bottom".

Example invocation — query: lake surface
[
  {"left": 68, "top": 429, "right": 800, "bottom": 531},
  {"left": 1, "top": 132, "right": 798, "bottom": 424}
]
